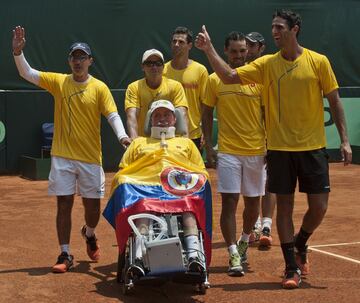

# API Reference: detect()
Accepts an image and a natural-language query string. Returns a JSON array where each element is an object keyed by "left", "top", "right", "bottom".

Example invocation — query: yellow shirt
[
  {"left": 236, "top": 48, "right": 339, "bottom": 151},
  {"left": 120, "top": 136, "right": 205, "bottom": 169},
  {"left": 125, "top": 77, "right": 188, "bottom": 136},
  {"left": 163, "top": 61, "right": 208, "bottom": 139},
  {"left": 38, "top": 72, "right": 117, "bottom": 165},
  {"left": 205, "top": 72, "right": 265, "bottom": 155}
]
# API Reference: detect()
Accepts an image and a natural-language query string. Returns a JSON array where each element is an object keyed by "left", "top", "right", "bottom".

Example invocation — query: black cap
[
  {"left": 245, "top": 32, "right": 265, "bottom": 45},
  {"left": 69, "top": 42, "right": 92, "bottom": 56}
]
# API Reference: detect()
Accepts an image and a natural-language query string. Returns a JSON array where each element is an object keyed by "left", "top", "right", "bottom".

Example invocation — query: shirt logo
[{"left": 160, "top": 167, "right": 206, "bottom": 197}]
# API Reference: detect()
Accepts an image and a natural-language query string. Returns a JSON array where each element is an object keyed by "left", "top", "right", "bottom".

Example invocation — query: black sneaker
[
  {"left": 188, "top": 257, "right": 205, "bottom": 273},
  {"left": 81, "top": 225, "right": 100, "bottom": 261},
  {"left": 52, "top": 252, "right": 74, "bottom": 273},
  {"left": 282, "top": 268, "right": 301, "bottom": 289}
]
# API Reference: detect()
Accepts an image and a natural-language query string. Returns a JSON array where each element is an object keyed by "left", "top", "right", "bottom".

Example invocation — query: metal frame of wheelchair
[{"left": 117, "top": 213, "right": 210, "bottom": 295}]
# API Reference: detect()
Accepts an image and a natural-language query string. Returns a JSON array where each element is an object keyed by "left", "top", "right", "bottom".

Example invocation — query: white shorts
[
  {"left": 48, "top": 156, "right": 105, "bottom": 198},
  {"left": 217, "top": 153, "right": 266, "bottom": 197}
]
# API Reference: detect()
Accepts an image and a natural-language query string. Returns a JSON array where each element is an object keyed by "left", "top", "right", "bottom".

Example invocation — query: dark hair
[
  {"left": 273, "top": 9, "right": 302, "bottom": 37},
  {"left": 224, "top": 31, "right": 246, "bottom": 48},
  {"left": 173, "top": 26, "right": 193, "bottom": 43}
]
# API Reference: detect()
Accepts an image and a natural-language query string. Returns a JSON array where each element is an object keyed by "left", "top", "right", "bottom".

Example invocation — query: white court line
[
  {"left": 310, "top": 241, "right": 360, "bottom": 248},
  {"left": 309, "top": 247, "right": 360, "bottom": 265}
]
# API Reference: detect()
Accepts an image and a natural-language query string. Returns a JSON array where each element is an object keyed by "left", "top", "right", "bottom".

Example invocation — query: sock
[
  {"left": 281, "top": 242, "right": 297, "bottom": 270},
  {"left": 85, "top": 225, "right": 95, "bottom": 238},
  {"left": 60, "top": 244, "right": 70, "bottom": 255},
  {"left": 240, "top": 232, "right": 250, "bottom": 243},
  {"left": 255, "top": 216, "right": 261, "bottom": 230},
  {"left": 262, "top": 217, "right": 272, "bottom": 231},
  {"left": 185, "top": 235, "right": 200, "bottom": 259},
  {"left": 228, "top": 244, "right": 238, "bottom": 255},
  {"left": 135, "top": 236, "right": 144, "bottom": 259},
  {"left": 295, "top": 227, "right": 312, "bottom": 250}
]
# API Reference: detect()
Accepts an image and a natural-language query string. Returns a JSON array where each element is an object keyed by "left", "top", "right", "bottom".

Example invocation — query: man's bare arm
[
  {"left": 326, "top": 89, "right": 352, "bottom": 165},
  {"left": 126, "top": 108, "right": 139, "bottom": 139},
  {"left": 201, "top": 104, "right": 217, "bottom": 168}
]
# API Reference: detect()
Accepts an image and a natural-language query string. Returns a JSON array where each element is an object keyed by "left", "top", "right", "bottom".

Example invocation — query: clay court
[{"left": 0, "top": 162, "right": 359, "bottom": 303}]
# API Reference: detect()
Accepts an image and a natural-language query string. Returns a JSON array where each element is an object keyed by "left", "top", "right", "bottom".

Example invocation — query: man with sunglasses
[
  {"left": 125, "top": 49, "right": 188, "bottom": 139},
  {"left": 163, "top": 27, "right": 208, "bottom": 151},
  {"left": 12, "top": 26, "right": 131, "bottom": 273}
]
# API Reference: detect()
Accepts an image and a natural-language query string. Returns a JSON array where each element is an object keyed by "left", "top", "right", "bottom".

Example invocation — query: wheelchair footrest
[{"left": 145, "top": 237, "right": 186, "bottom": 275}]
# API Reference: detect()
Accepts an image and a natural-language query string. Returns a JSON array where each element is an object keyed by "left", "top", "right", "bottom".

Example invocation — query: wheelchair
[
  {"left": 103, "top": 100, "right": 212, "bottom": 295},
  {"left": 117, "top": 212, "right": 210, "bottom": 295}
]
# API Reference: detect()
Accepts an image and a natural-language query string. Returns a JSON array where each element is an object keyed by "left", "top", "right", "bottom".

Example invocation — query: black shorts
[{"left": 266, "top": 149, "right": 330, "bottom": 194}]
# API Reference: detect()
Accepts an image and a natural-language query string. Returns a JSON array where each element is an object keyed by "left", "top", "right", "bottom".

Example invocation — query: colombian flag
[{"left": 103, "top": 148, "right": 212, "bottom": 265}]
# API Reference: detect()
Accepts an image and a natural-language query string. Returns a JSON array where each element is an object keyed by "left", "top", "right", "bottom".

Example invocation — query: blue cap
[{"left": 69, "top": 42, "right": 92, "bottom": 56}]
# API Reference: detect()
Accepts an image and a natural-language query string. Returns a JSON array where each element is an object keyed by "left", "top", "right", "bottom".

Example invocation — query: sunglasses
[
  {"left": 69, "top": 55, "right": 90, "bottom": 62},
  {"left": 143, "top": 60, "right": 163, "bottom": 67}
]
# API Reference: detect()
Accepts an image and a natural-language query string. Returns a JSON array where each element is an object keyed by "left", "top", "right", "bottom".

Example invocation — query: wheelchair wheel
[
  {"left": 196, "top": 283, "right": 207, "bottom": 295},
  {"left": 117, "top": 252, "right": 125, "bottom": 283},
  {"left": 122, "top": 254, "right": 135, "bottom": 295},
  {"left": 122, "top": 280, "right": 134, "bottom": 295}
]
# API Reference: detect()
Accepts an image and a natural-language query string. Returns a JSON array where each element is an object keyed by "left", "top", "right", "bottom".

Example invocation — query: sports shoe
[
  {"left": 282, "top": 268, "right": 301, "bottom": 289},
  {"left": 295, "top": 245, "right": 310, "bottom": 275},
  {"left": 259, "top": 227, "right": 273, "bottom": 247},
  {"left": 236, "top": 240, "right": 249, "bottom": 264},
  {"left": 228, "top": 253, "right": 244, "bottom": 276},
  {"left": 188, "top": 257, "right": 205, "bottom": 273},
  {"left": 52, "top": 252, "right": 74, "bottom": 273},
  {"left": 128, "top": 258, "right": 145, "bottom": 279},
  {"left": 81, "top": 225, "right": 100, "bottom": 261},
  {"left": 249, "top": 228, "right": 261, "bottom": 244}
]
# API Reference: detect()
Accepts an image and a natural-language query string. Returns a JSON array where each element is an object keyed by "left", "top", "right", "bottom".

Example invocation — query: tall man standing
[
  {"left": 125, "top": 49, "right": 188, "bottom": 139},
  {"left": 12, "top": 26, "right": 131, "bottom": 273},
  {"left": 202, "top": 32, "right": 266, "bottom": 276},
  {"left": 196, "top": 9, "right": 352, "bottom": 289},
  {"left": 163, "top": 27, "right": 208, "bottom": 151}
]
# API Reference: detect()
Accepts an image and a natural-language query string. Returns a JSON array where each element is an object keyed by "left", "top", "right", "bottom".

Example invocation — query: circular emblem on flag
[{"left": 160, "top": 167, "right": 206, "bottom": 196}]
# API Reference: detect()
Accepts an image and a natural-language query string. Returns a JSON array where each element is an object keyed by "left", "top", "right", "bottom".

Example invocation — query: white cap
[
  {"left": 142, "top": 49, "right": 164, "bottom": 63},
  {"left": 149, "top": 100, "right": 175, "bottom": 114}
]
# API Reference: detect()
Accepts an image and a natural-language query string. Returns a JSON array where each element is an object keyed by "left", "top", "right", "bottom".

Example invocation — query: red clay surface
[{"left": 0, "top": 163, "right": 359, "bottom": 303}]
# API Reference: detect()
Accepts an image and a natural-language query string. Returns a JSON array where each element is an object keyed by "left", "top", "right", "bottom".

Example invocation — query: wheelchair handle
[{"left": 127, "top": 213, "right": 168, "bottom": 241}]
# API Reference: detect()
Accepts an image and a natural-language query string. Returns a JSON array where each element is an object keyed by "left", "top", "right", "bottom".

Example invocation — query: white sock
[
  {"left": 135, "top": 236, "right": 143, "bottom": 260},
  {"left": 185, "top": 235, "right": 200, "bottom": 259},
  {"left": 60, "top": 244, "right": 70, "bottom": 254},
  {"left": 85, "top": 226, "right": 95, "bottom": 238},
  {"left": 255, "top": 216, "right": 261, "bottom": 230},
  {"left": 262, "top": 217, "right": 272, "bottom": 231},
  {"left": 240, "top": 233, "right": 250, "bottom": 243},
  {"left": 228, "top": 244, "right": 238, "bottom": 255}
]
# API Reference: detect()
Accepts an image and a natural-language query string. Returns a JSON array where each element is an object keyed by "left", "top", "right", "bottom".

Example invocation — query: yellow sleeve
[
  {"left": 124, "top": 82, "right": 140, "bottom": 110},
  {"left": 199, "top": 67, "right": 209, "bottom": 104},
  {"left": 38, "top": 72, "right": 62, "bottom": 95},
  {"left": 203, "top": 74, "right": 217, "bottom": 107},
  {"left": 319, "top": 55, "right": 339, "bottom": 95},
  {"left": 172, "top": 81, "right": 188, "bottom": 108},
  {"left": 99, "top": 83, "right": 118, "bottom": 116},
  {"left": 236, "top": 57, "right": 265, "bottom": 85}
]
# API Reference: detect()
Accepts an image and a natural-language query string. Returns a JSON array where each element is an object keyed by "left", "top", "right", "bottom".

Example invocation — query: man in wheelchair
[{"left": 103, "top": 100, "right": 212, "bottom": 289}]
